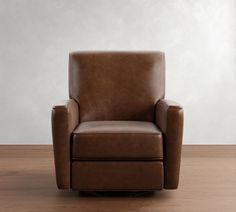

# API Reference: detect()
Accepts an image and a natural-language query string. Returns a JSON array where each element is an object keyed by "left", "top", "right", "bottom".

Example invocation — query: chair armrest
[
  {"left": 51, "top": 99, "right": 79, "bottom": 189},
  {"left": 155, "top": 99, "right": 184, "bottom": 189}
]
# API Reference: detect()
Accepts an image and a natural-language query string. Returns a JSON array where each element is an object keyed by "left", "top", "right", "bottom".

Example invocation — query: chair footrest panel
[{"left": 71, "top": 161, "right": 163, "bottom": 191}]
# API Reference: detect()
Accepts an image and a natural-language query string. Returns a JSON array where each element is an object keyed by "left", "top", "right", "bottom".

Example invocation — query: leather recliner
[{"left": 51, "top": 51, "right": 184, "bottom": 191}]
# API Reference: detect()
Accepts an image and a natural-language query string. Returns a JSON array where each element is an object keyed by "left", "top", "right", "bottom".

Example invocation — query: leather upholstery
[
  {"left": 51, "top": 99, "right": 79, "bottom": 189},
  {"left": 155, "top": 99, "right": 184, "bottom": 189},
  {"left": 69, "top": 51, "right": 165, "bottom": 122},
  {"left": 52, "top": 51, "right": 184, "bottom": 191},
  {"left": 72, "top": 161, "right": 163, "bottom": 191},
  {"left": 72, "top": 121, "right": 163, "bottom": 160}
]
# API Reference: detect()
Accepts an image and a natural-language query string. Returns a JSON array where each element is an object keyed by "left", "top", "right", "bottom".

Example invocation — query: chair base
[
  {"left": 78, "top": 191, "right": 156, "bottom": 197},
  {"left": 71, "top": 161, "right": 163, "bottom": 191}
]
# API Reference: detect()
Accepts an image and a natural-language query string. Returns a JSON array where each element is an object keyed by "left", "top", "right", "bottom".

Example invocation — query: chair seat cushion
[{"left": 72, "top": 121, "right": 163, "bottom": 160}]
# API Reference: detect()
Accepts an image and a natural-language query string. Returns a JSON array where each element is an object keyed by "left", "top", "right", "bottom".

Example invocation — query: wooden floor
[{"left": 0, "top": 145, "right": 235, "bottom": 212}]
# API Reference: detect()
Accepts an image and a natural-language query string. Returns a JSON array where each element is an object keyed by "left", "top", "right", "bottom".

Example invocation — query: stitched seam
[
  {"left": 75, "top": 133, "right": 162, "bottom": 136},
  {"left": 52, "top": 108, "right": 68, "bottom": 112},
  {"left": 168, "top": 107, "right": 183, "bottom": 110},
  {"left": 72, "top": 188, "right": 163, "bottom": 191},
  {"left": 72, "top": 158, "right": 163, "bottom": 161}
]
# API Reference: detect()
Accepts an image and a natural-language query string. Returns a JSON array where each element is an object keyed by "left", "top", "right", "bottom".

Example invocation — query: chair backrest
[{"left": 69, "top": 51, "right": 165, "bottom": 122}]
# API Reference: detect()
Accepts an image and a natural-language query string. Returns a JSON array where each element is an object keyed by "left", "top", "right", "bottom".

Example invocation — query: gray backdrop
[{"left": 0, "top": 0, "right": 236, "bottom": 144}]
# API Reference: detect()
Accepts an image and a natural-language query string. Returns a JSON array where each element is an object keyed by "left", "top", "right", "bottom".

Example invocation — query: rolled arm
[
  {"left": 155, "top": 99, "right": 184, "bottom": 189},
  {"left": 51, "top": 99, "right": 79, "bottom": 189}
]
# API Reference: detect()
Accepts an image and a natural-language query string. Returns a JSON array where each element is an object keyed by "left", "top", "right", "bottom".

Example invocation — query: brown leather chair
[{"left": 52, "top": 51, "right": 184, "bottom": 191}]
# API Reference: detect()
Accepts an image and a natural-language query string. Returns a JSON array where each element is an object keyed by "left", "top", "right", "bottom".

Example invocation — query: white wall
[{"left": 0, "top": 0, "right": 236, "bottom": 144}]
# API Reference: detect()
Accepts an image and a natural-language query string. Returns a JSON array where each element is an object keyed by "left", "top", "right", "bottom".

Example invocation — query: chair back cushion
[{"left": 69, "top": 51, "right": 165, "bottom": 122}]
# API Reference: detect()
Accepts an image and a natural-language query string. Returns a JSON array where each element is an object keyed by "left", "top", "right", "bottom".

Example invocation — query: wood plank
[{"left": 0, "top": 145, "right": 235, "bottom": 212}]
